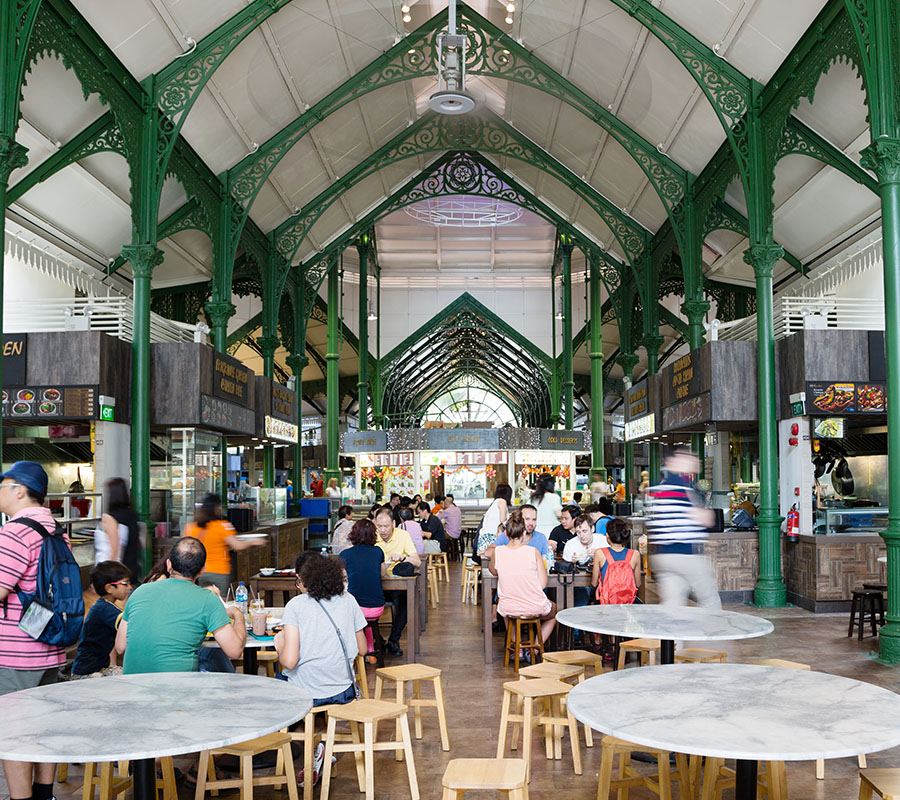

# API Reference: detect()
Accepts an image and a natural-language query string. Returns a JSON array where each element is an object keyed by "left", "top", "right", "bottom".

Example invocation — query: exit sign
[
  {"left": 100, "top": 405, "right": 114, "bottom": 421},
  {"left": 790, "top": 400, "right": 805, "bottom": 416}
]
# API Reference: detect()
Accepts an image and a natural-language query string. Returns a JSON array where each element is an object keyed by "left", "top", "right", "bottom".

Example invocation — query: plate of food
[
  {"left": 16, "top": 389, "right": 35, "bottom": 403},
  {"left": 12, "top": 402, "right": 30, "bottom": 415},
  {"left": 812, "top": 383, "right": 854, "bottom": 413},
  {"left": 259, "top": 567, "right": 276, "bottom": 576},
  {"left": 42, "top": 388, "right": 61, "bottom": 402},
  {"left": 38, "top": 401, "right": 57, "bottom": 415}
]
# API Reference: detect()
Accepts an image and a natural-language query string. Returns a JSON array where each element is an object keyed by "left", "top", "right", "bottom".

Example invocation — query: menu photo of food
[
  {"left": 857, "top": 384, "right": 886, "bottom": 412},
  {"left": 810, "top": 383, "right": 855, "bottom": 414}
]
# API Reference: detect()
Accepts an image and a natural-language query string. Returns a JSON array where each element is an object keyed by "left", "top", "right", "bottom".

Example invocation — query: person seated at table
[
  {"left": 373, "top": 507, "right": 421, "bottom": 657},
  {"left": 417, "top": 502, "right": 447, "bottom": 554},
  {"left": 72, "top": 561, "right": 132, "bottom": 679},
  {"left": 275, "top": 551, "right": 367, "bottom": 706},
  {"left": 340, "top": 520, "right": 387, "bottom": 660},
  {"left": 115, "top": 537, "right": 246, "bottom": 674},
  {"left": 366, "top": 503, "right": 381, "bottom": 521},
  {"left": 492, "top": 504, "right": 550, "bottom": 557},
  {"left": 330, "top": 505, "right": 354, "bottom": 555},
  {"left": 585, "top": 498, "right": 615, "bottom": 537},
  {"left": 476, "top": 483, "right": 512, "bottom": 557},
  {"left": 548, "top": 504, "right": 580, "bottom": 556},
  {"left": 489, "top": 512, "right": 556, "bottom": 648},
  {"left": 562, "top": 514, "right": 609, "bottom": 607},
  {"left": 397, "top": 506, "right": 425, "bottom": 554},
  {"left": 183, "top": 493, "right": 265, "bottom": 595},
  {"left": 438, "top": 494, "right": 462, "bottom": 543},
  {"left": 592, "top": 518, "right": 640, "bottom": 604}
]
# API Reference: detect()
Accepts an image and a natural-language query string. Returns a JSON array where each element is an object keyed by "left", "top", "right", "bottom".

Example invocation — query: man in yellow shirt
[{"left": 373, "top": 507, "right": 421, "bottom": 656}]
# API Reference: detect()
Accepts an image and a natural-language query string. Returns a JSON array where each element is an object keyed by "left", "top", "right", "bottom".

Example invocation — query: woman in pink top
[
  {"left": 489, "top": 511, "right": 556, "bottom": 643},
  {"left": 398, "top": 507, "right": 425, "bottom": 555}
]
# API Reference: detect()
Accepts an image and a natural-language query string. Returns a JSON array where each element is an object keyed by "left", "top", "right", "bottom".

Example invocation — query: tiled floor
[{"left": 6, "top": 563, "right": 900, "bottom": 800}]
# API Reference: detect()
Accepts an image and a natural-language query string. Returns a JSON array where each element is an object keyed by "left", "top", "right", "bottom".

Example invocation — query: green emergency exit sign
[
  {"left": 100, "top": 405, "right": 114, "bottom": 421},
  {"left": 790, "top": 400, "right": 804, "bottom": 417}
]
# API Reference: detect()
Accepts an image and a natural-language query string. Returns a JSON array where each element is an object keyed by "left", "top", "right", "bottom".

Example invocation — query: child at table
[{"left": 72, "top": 561, "right": 131, "bottom": 678}]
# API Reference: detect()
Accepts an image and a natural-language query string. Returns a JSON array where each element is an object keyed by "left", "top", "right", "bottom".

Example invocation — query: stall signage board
[
  {"left": 265, "top": 415, "right": 298, "bottom": 443},
  {"left": 343, "top": 430, "right": 388, "bottom": 453},
  {"left": 455, "top": 450, "right": 508, "bottom": 465},
  {"left": 624, "top": 413, "right": 656, "bottom": 442},
  {"left": 627, "top": 382, "right": 649, "bottom": 419},
  {"left": 2, "top": 334, "right": 27, "bottom": 387},
  {"left": 359, "top": 452, "right": 414, "bottom": 467},
  {"left": 200, "top": 393, "right": 254, "bottom": 435},
  {"left": 662, "top": 392, "right": 711, "bottom": 431},
  {"left": 271, "top": 383, "right": 295, "bottom": 422},
  {"left": 3, "top": 385, "right": 97, "bottom": 419},
  {"left": 515, "top": 450, "right": 571, "bottom": 466},
  {"left": 665, "top": 352, "right": 702, "bottom": 404},
  {"left": 806, "top": 381, "right": 886, "bottom": 415},
  {"left": 813, "top": 417, "right": 845, "bottom": 439},
  {"left": 427, "top": 427, "right": 500, "bottom": 451},
  {"left": 540, "top": 429, "right": 584, "bottom": 451},
  {"left": 212, "top": 353, "right": 251, "bottom": 407}
]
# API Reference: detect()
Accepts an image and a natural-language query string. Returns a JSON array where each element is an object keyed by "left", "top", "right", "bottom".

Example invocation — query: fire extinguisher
[{"left": 786, "top": 505, "right": 800, "bottom": 542}]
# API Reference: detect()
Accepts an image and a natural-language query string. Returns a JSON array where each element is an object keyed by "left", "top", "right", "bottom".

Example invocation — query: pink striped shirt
[{"left": 0, "top": 506, "right": 68, "bottom": 670}]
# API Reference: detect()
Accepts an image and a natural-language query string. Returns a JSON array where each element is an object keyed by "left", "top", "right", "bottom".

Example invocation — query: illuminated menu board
[{"left": 2, "top": 385, "right": 97, "bottom": 419}]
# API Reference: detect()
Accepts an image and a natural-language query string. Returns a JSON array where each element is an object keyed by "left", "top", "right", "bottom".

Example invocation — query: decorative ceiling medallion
[{"left": 404, "top": 195, "right": 523, "bottom": 227}]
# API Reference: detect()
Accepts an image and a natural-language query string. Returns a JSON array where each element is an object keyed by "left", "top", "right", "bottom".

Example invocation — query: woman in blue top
[{"left": 339, "top": 519, "right": 386, "bottom": 659}]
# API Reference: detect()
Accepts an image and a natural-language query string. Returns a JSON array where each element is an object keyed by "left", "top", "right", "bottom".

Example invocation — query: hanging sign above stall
[
  {"left": 343, "top": 430, "right": 388, "bottom": 453},
  {"left": 454, "top": 450, "right": 508, "bottom": 465},
  {"left": 2, "top": 334, "right": 27, "bottom": 387},
  {"left": 662, "top": 393, "right": 711, "bottom": 430},
  {"left": 515, "top": 450, "right": 571, "bottom": 465},
  {"left": 806, "top": 381, "right": 886, "bottom": 415},
  {"left": 624, "top": 413, "right": 656, "bottom": 442},
  {"left": 2, "top": 385, "right": 97, "bottom": 419},
  {"left": 540, "top": 430, "right": 584, "bottom": 451},
  {"left": 359, "top": 452, "right": 414, "bottom": 467},
  {"left": 426, "top": 427, "right": 500, "bottom": 451},
  {"left": 213, "top": 353, "right": 251, "bottom": 407},
  {"left": 271, "top": 383, "right": 295, "bottom": 422},
  {"left": 200, "top": 394, "right": 254, "bottom": 435},
  {"left": 265, "top": 415, "right": 298, "bottom": 443}
]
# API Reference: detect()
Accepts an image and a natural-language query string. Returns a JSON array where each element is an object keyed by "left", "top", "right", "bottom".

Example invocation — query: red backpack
[{"left": 596, "top": 548, "right": 637, "bottom": 605}]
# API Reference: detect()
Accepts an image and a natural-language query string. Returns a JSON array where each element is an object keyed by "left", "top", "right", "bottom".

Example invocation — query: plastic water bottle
[{"left": 235, "top": 581, "right": 248, "bottom": 617}]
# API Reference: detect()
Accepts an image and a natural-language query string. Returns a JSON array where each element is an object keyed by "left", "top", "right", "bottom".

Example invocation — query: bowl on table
[{"left": 259, "top": 568, "right": 276, "bottom": 576}]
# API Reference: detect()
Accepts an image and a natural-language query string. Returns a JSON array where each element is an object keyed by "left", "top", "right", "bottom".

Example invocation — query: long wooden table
[
  {"left": 480, "top": 568, "right": 594, "bottom": 663},
  {"left": 250, "top": 571, "right": 424, "bottom": 663}
]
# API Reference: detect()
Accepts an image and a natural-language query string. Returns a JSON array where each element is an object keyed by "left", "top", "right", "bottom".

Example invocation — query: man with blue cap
[{"left": 0, "top": 461, "right": 72, "bottom": 800}]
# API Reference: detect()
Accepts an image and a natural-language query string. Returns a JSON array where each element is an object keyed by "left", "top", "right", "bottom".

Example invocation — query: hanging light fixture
[
  {"left": 367, "top": 299, "right": 378, "bottom": 321},
  {"left": 556, "top": 294, "right": 564, "bottom": 320},
  {"left": 428, "top": 0, "right": 476, "bottom": 115}
]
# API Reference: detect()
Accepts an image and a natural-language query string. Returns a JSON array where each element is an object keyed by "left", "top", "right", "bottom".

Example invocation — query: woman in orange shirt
[{"left": 184, "top": 493, "right": 266, "bottom": 594}]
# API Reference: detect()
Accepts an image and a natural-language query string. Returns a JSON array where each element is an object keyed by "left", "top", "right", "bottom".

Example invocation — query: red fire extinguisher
[{"left": 786, "top": 505, "right": 800, "bottom": 542}]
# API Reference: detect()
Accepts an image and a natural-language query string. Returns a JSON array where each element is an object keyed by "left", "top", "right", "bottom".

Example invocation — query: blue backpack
[{"left": 12, "top": 517, "right": 84, "bottom": 647}]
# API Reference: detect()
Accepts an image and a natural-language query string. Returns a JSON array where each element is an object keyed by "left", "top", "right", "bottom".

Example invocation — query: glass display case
[
  {"left": 248, "top": 487, "right": 287, "bottom": 522},
  {"left": 813, "top": 507, "right": 888, "bottom": 535},
  {"left": 166, "top": 428, "right": 223, "bottom": 535}
]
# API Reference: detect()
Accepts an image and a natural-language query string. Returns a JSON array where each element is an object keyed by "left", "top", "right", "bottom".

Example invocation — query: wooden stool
[
  {"left": 354, "top": 653, "right": 370, "bottom": 698},
  {"left": 462, "top": 561, "right": 481, "bottom": 605},
  {"left": 543, "top": 649, "right": 605, "bottom": 677},
  {"left": 195, "top": 732, "right": 297, "bottom": 800},
  {"left": 597, "top": 735, "right": 693, "bottom": 800},
  {"left": 431, "top": 552, "right": 450, "bottom": 582},
  {"left": 374, "top": 663, "right": 450, "bottom": 754},
  {"left": 675, "top": 648, "right": 727, "bottom": 664},
  {"left": 441, "top": 758, "right": 529, "bottom": 799},
  {"left": 320, "top": 699, "right": 419, "bottom": 800},
  {"left": 617, "top": 638, "right": 660, "bottom": 670},
  {"left": 701, "top": 757, "right": 787, "bottom": 800},
  {"left": 447, "top": 537, "right": 462, "bottom": 562},
  {"left": 256, "top": 650, "right": 280, "bottom": 678},
  {"left": 849, "top": 589, "right": 884, "bottom": 640},
  {"left": 496, "top": 678, "right": 582, "bottom": 782},
  {"left": 84, "top": 759, "right": 176, "bottom": 800},
  {"left": 518, "top": 662, "right": 593, "bottom": 748},
  {"left": 426, "top": 561, "right": 440, "bottom": 608},
  {"left": 751, "top": 658, "right": 867, "bottom": 779},
  {"left": 504, "top": 617, "right": 544, "bottom": 673},
  {"left": 860, "top": 768, "right": 900, "bottom": 799}
]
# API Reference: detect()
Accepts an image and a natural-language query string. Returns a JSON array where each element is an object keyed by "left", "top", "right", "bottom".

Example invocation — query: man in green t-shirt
[{"left": 116, "top": 537, "right": 246, "bottom": 674}]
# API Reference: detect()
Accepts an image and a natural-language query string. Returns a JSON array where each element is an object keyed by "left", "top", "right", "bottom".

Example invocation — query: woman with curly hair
[{"left": 274, "top": 551, "right": 367, "bottom": 707}]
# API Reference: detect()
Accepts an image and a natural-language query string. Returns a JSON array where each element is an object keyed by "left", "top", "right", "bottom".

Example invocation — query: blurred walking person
[{"left": 646, "top": 449, "right": 720, "bottom": 609}]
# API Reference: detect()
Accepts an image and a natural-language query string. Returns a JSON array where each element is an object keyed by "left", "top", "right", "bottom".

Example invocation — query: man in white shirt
[{"left": 562, "top": 514, "right": 609, "bottom": 564}]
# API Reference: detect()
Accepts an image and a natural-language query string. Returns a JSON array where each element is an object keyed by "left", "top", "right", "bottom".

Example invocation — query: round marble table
[
  {"left": 555, "top": 604, "right": 774, "bottom": 663},
  {"left": 567, "top": 663, "right": 900, "bottom": 800},
  {"left": 0, "top": 672, "right": 312, "bottom": 800}
]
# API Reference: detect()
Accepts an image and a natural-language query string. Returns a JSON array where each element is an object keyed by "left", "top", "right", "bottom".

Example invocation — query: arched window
[{"left": 423, "top": 378, "right": 517, "bottom": 427}]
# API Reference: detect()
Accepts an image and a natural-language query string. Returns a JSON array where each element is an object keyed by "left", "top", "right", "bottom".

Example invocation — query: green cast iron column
[
  {"left": 745, "top": 243, "right": 787, "bottom": 607},
  {"left": 589, "top": 255, "right": 605, "bottom": 479},
  {"left": 681, "top": 299, "right": 709, "bottom": 472},
  {"left": 356, "top": 236, "right": 370, "bottom": 430},
  {"left": 550, "top": 268, "right": 561, "bottom": 428},
  {"left": 325, "top": 261, "right": 340, "bottom": 486},
  {"left": 122, "top": 245, "right": 164, "bottom": 548},
  {"left": 286, "top": 353, "right": 307, "bottom": 512},
  {"left": 207, "top": 300, "right": 237, "bottom": 501},
  {"left": 560, "top": 236, "right": 575, "bottom": 429},
  {"left": 644, "top": 335, "right": 664, "bottom": 481},
  {"left": 618, "top": 352, "right": 640, "bottom": 497},
  {"left": 862, "top": 137, "right": 900, "bottom": 660},
  {"left": 259, "top": 335, "right": 281, "bottom": 488},
  {"left": 372, "top": 266, "right": 382, "bottom": 429},
  {"left": 0, "top": 137, "right": 28, "bottom": 465},
  {"left": 741, "top": 451, "right": 753, "bottom": 483}
]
